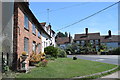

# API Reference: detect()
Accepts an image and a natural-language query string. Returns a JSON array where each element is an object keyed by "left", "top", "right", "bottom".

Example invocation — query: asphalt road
[{"left": 67, "top": 55, "right": 120, "bottom": 65}]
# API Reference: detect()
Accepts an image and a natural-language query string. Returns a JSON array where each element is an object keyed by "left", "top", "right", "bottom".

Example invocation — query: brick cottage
[{"left": 12, "top": 2, "right": 55, "bottom": 71}]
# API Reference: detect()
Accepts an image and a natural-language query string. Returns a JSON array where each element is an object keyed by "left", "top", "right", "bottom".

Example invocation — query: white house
[{"left": 40, "top": 22, "right": 56, "bottom": 53}]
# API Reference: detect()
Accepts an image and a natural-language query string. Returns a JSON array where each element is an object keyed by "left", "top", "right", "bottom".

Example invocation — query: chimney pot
[
  {"left": 85, "top": 28, "right": 88, "bottom": 35},
  {"left": 108, "top": 30, "right": 111, "bottom": 37}
]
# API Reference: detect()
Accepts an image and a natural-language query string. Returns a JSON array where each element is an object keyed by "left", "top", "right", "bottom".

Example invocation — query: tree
[
  {"left": 55, "top": 32, "right": 66, "bottom": 39},
  {"left": 65, "top": 32, "right": 68, "bottom": 37}
]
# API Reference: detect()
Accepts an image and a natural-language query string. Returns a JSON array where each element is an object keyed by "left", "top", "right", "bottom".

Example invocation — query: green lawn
[{"left": 16, "top": 58, "right": 117, "bottom": 78}]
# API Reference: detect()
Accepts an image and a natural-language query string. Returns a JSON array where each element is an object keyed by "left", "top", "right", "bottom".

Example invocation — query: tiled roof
[
  {"left": 56, "top": 37, "right": 70, "bottom": 45},
  {"left": 100, "top": 35, "right": 120, "bottom": 43},
  {"left": 40, "top": 22, "right": 46, "bottom": 26},
  {"left": 74, "top": 33, "right": 100, "bottom": 41}
]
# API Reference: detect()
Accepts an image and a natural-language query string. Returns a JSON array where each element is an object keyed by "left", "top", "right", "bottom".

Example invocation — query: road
[{"left": 67, "top": 55, "right": 120, "bottom": 65}]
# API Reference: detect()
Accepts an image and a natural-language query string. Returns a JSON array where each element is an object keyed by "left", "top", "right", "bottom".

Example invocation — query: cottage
[{"left": 74, "top": 28, "right": 101, "bottom": 51}]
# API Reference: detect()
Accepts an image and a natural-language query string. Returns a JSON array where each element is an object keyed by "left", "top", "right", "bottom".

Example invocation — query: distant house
[
  {"left": 74, "top": 28, "right": 101, "bottom": 51},
  {"left": 100, "top": 30, "right": 120, "bottom": 50},
  {"left": 56, "top": 34, "right": 72, "bottom": 49},
  {"left": 40, "top": 22, "right": 56, "bottom": 52}
]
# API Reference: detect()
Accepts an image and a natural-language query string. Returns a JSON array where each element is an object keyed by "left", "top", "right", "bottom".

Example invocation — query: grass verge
[{"left": 15, "top": 58, "right": 117, "bottom": 78}]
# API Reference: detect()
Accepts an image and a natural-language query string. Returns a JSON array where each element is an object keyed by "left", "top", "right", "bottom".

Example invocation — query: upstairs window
[
  {"left": 24, "top": 14, "right": 29, "bottom": 30},
  {"left": 32, "top": 24, "right": 36, "bottom": 35},
  {"left": 38, "top": 31, "right": 41, "bottom": 38},
  {"left": 24, "top": 37, "right": 29, "bottom": 54}
]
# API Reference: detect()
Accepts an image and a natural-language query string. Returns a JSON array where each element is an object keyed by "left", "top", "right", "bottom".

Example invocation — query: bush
[
  {"left": 108, "top": 47, "right": 120, "bottom": 55},
  {"left": 29, "top": 53, "right": 41, "bottom": 63},
  {"left": 46, "top": 55, "right": 56, "bottom": 60},
  {"left": 44, "top": 46, "right": 58, "bottom": 58},
  {"left": 58, "top": 48, "right": 67, "bottom": 58},
  {"left": 35, "top": 59, "right": 48, "bottom": 67}
]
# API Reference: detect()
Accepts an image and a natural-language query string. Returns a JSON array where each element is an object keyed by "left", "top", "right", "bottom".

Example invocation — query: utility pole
[{"left": 47, "top": 9, "right": 50, "bottom": 25}]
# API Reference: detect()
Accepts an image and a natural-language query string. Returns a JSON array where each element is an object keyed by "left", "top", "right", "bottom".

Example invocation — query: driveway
[{"left": 67, "top": 55, "right": 119, "bottom": 65}]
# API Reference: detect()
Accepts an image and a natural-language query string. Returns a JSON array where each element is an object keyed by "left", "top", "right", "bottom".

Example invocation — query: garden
[
  {"left": 65, "top": 42, "right": 120, "bottom": 55},
  {"left": 15, "top": 46, "right": 118, "bottom": 78}
]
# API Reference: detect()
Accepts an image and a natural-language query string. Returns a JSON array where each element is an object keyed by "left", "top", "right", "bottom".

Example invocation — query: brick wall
[{"left": 13, "top": 3, "right": 42, "bottom": 70}]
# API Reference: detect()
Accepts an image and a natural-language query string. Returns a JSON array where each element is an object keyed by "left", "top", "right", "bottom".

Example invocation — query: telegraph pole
[{"left": 47, "top": 9, "right": 50, "bottom": 25}]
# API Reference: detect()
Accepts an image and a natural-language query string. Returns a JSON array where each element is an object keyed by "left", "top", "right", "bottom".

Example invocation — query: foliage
[
  {"left": 65, "top": 42, "right": 79, "bottom": 54},
  {"left": 44, "top": 46, "right": 59, "bottom": 58},
  {"left": 35, "top": 59, "right": 48, "bottom": 67},
  {"left": 108, "top": 47, "right": 120, "bottom": 55},
  {"left": 65, "top": 32, "right": 68, "bottom": 37},
  {"left": 65, "top": 42, "right": 98, "bottom": 54},
  {"left": 100, "top": 44, "right": 108, "bottom": 51},
  {"left": 29, "top": 52, "right": 41, "bottom": 63},
  {"left": 22, "top": 51, "right": 27, "bottom": 56},
  {"left": 58, "top": 48, "right": 67, "bottom": 58},
  {"left": 55, "top": 32, "right": 66, "bottom": 39},
  {"left": 73, "top": 56, "right": 77, "bottom": 60},
  {"left": 46, "top": 55, "right": 56, "bottom": 60}
]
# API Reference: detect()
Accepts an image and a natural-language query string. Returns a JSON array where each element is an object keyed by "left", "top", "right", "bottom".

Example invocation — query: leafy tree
[
  {"left": 65, "top": 32, "right": 68, "bottom": 37},
  {"left": 44, "top": 46, "right": 59, "bottom": 58},
  {"left": 55, "top": 32, "right": 66, "bottom": 39}
]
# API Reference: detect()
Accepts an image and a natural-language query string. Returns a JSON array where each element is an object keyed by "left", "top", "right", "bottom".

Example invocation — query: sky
[{"left": 29, "top": 2, "right": 118, "bottom": 37}]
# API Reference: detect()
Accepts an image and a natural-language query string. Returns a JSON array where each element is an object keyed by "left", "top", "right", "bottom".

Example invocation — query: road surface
[{"left": 67, "top": 55, "right": 119, "bottom": 65}]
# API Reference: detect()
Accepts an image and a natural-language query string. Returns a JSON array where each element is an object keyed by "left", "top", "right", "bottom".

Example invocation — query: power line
[
  {"left": 56, "top": 1, "right": 120, "bottom": 32},
  {"left": 39, "top": 3, "right": 88, "bottom": 14}
]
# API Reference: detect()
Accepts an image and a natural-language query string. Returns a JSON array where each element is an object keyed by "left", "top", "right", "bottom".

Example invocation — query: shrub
[
  {"left": 44, "top": 46, "right": 58, "bottom": 58},
  {"left": 35, "top": 59, "right": 48, "bottom": 67},
  {"left": 29, "top": 53, "right": 41, "bottom": 63},
  {"left": 73, "top": 56, "right": 77, "bottom": 60},
  {"left": 108, "top": 47, "right": 120, "bottom": 55},
  {"left": 58, "top": 48, "right": 67, "bottom": 58}
]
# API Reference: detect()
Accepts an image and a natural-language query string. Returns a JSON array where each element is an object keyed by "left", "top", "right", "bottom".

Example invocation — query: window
[
  {"left": 38, "top": 31, "right": 41, "bottom": 38},
  {"left": 90, "top": 40, "right": 94, "bottom": 44},
  {"left": 32, "top": 41, "right": 36, "bottom": 52},
  {"left": 76, "top": 41, "right": 80, "bottom": 44},
  {"left": 32, "top": 24, "right": 36, "bottom": 35},
  {"left": 24, "top": 37, "right": 29, "bottom": 54},
  {"left": 24, "top": 14, "right": 29, "bottom": 30},
  {"left": 44, "top": 41, "right": 46, "bottom": 48},
  {"left": 95, "top": 40, "right": 99, "bottom": 44},
  {"left": 37, "top": 44, "right": 41, "bottom": 54},
  {"left": 46, "top": 42, "right": 47, "bottom": 47},
  {"left": 81, "top": 41, "right": 85, "bottom": 46}
]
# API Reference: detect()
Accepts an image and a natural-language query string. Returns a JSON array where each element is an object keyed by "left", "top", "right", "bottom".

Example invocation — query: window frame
[
  {"left": 24, "top": 14, "right": 29, "bottom": 30},
  {"left": 32, "top": 24, "right": 36, "bottom": 35},
  {"left": 24, "top": 37, "right": 29, "bottom": 54}
]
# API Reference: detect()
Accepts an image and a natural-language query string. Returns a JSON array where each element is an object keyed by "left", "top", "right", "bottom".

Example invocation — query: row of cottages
[
  {"left": 74, "top": 28, "right": 120, "bottom": 51},
  {"left": 56, "top": 28, "right": 120, "bottom": 51},
  {"left": 2, "top": 1, "right": 55, "bottom": 71}
]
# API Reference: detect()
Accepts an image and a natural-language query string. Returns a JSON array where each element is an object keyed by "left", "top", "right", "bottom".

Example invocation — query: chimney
[
  {"left": 108, "top": 30, "right": 111, "bottom": 37},
  {"left": 85, "top": 28, "right": 88, "bottom": 35}
]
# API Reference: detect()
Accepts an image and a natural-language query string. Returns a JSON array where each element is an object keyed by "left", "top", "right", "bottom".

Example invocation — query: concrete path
[{"left": 101, "top": 71, "right": 120, "bottom": 78}]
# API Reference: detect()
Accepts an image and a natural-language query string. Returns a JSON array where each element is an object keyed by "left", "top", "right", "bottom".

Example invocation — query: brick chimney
[
  {"left": 108, "top": 30, "right": 111, "bottom": 37},
  {"left": 85, "top": 28, "right": 88, "bottom": 35}
]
